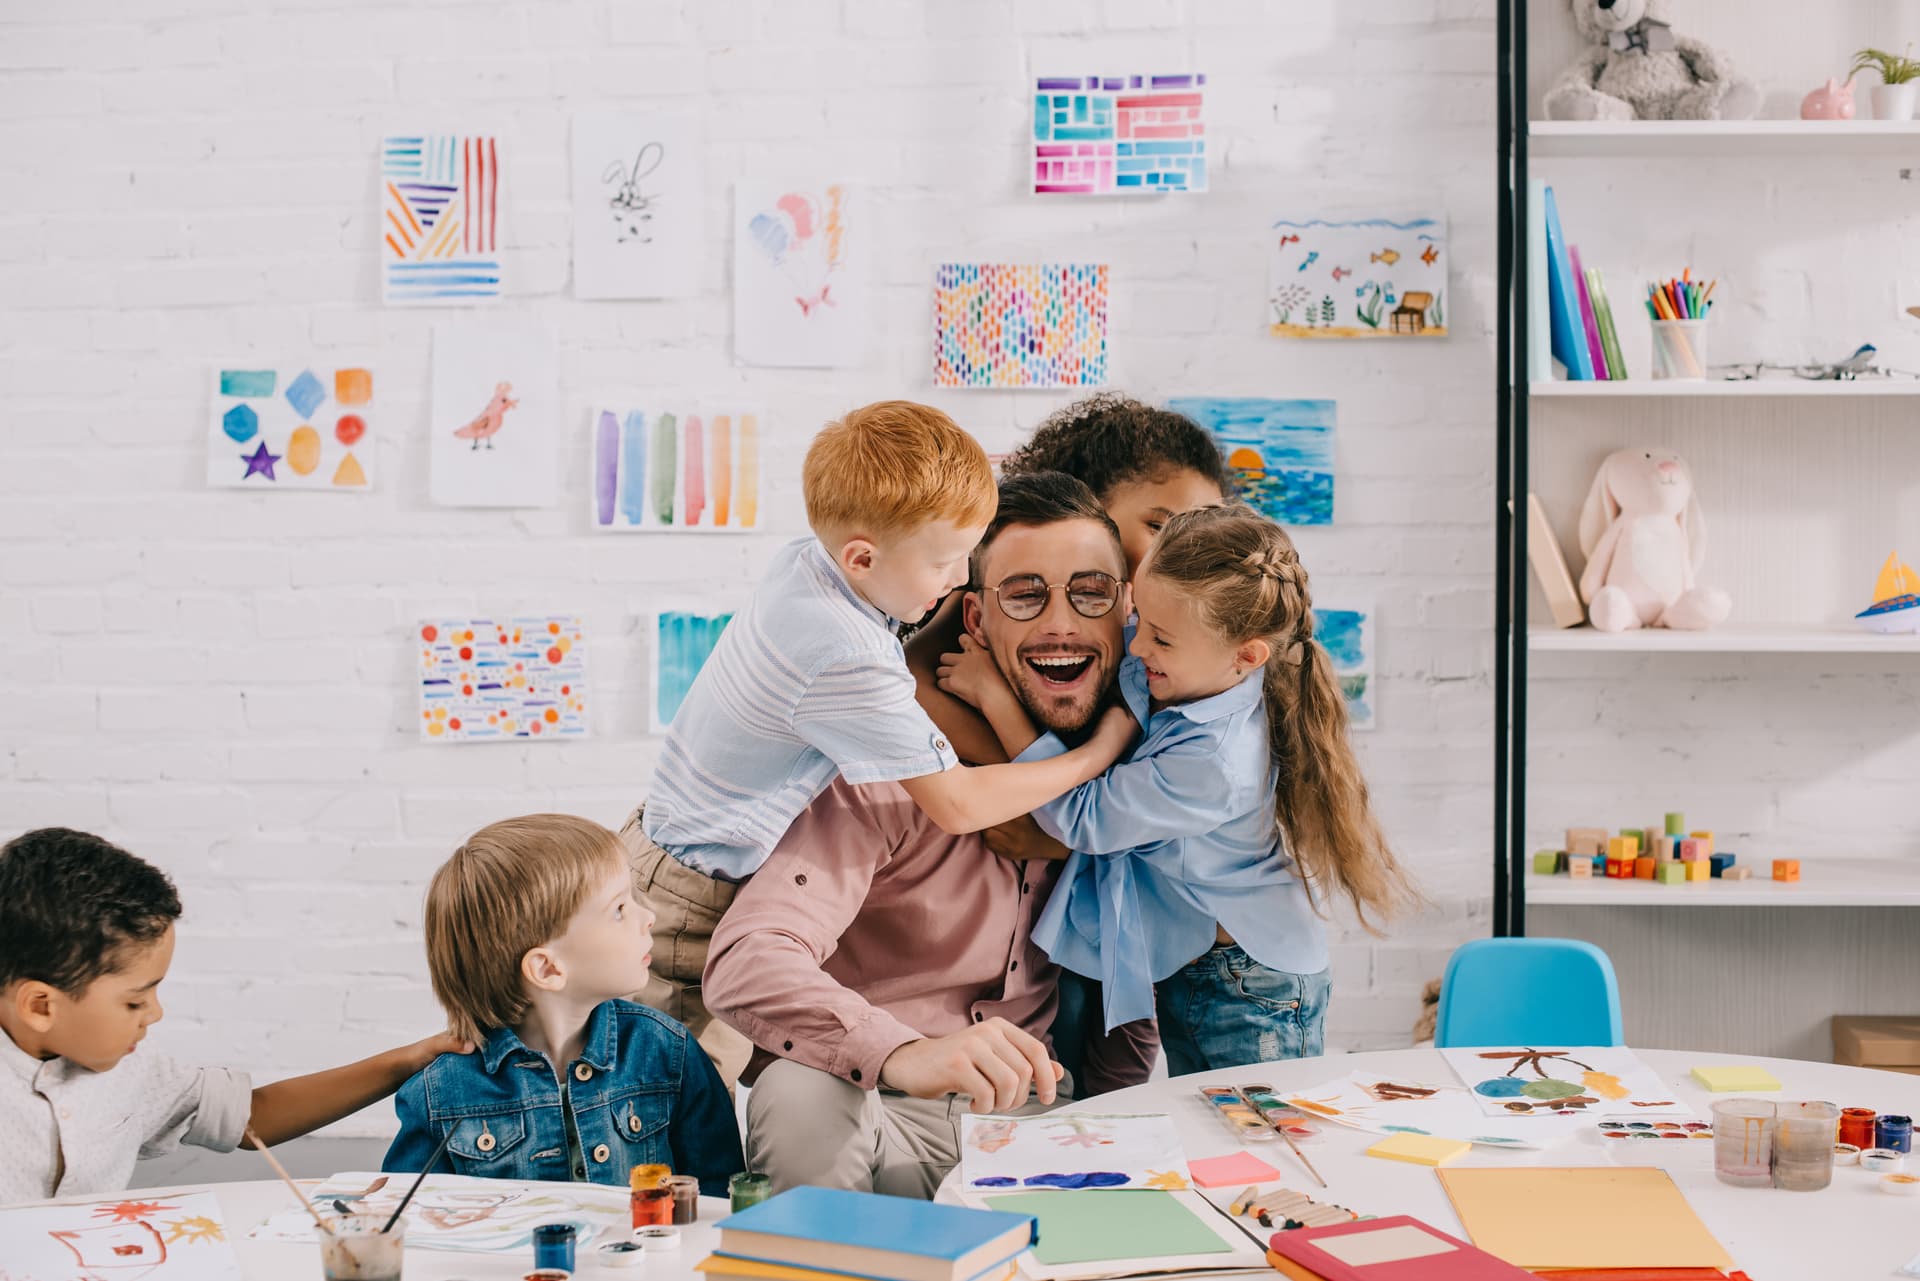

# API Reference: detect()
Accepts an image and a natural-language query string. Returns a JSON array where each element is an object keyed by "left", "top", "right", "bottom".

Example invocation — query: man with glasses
[{"left": 703, "top": 473, "right": 1131, "bottom": 1196}]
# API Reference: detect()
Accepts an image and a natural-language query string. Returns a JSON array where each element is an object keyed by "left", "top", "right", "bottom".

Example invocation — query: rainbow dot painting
[
  {"left": 418, "top": 617, "right": 587, "bottom": 743},
  {"left": 590, "top": 406, "right": 762, "bottom": 532},
  {"left": 208, "top": 365, "right": 372, "bottom": 491},
  {"left": 933, "top": 263, "right": 1109, "bottom": 389}
]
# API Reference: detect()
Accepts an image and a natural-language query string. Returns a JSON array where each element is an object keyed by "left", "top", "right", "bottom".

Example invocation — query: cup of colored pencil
[{"left": 1648, "top": 272, "right": 1713, "bottom": 380}]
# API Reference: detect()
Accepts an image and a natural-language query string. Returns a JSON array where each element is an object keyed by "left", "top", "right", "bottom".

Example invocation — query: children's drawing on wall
[
  {"left": 651, "top": 609, "right": 733, "bottom": 731},
  {"left": 1169, "top": 397, "right": 1333, "bottom": 527},
  {"left": 249, "top": 1172, "right": 630, "bottom": 1254},
  {"left": 572, "top": 112, "right": 700, "bottom": 299},
  {"left": 418, "top": 617, "right": 588, "bottom": 743},
  {"left": 591, "top": 406, "right": 762, "bottom": 532},
  {"left": 382, "top": 134, "right": 502, "bottom": 305},
  {"left": 1, "top": 1191, "right": 244, "bottom": 1281},
  {"left": 1031, "top": 73, "right": 1207, "bottom": 194},
  {"left": 934, "top": 263, "right": 1109, "bottom": 388},
  {"left": 208, "top": 365, "right": 372, "bottom": 491},
  {"left": 1267, "top": 217, "right": 1446, "bottom": 338},
  {"left": 958, "top": 1113, "right": 1190, "bottom": 1191},
  {"left": 430, "top": 319, "right": 557, "bottom": 507},
  {"left": 733, "top": 182, "right": 864, "bottom": 366},
  {"left": 1311, "top": 603, "right": 1375, "bottom": 731}
]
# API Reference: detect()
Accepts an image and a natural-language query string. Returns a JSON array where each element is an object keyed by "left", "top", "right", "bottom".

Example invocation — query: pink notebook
[
  {"left": 1568, "top": 245, "right": 1609, "bottom": 378},
  {"left": 1267, "top": 1215, "right": 1534, "bottom": 1281}
]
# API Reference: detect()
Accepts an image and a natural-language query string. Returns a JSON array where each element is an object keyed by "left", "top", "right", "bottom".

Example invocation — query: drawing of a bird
[
  {"left": 1421, "top": 244, "right": 1439, "bottom": 265},
  {"left": 453, "top": 381, "right": 518, "bottom": 451},
  {"left": 1371, "top": 249, "right": 1400, "bottom": 266}
]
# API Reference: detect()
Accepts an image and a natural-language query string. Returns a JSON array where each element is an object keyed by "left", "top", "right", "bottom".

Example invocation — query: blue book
[
  {"left": 716, "top": 1187, "right": 1038, "bottom": 1281},
  {"left": 1541, "top": 186, "right": 1594, "bottom": 380}
]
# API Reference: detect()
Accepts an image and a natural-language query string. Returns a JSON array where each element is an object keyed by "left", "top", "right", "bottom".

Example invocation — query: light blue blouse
[{"left": 1024, "top": 647, "right": 1328, "bottom": 1032}]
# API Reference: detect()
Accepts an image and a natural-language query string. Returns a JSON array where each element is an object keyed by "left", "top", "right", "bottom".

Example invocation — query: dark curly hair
[
  {"left": 1000, "top": 394, "right": 1231, "bottom": 503},
  {"left": 0, "top": 828, "right": 181, "bottom": 995}
]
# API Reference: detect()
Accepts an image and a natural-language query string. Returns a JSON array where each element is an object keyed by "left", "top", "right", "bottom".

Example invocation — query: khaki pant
[
  {"left": 618, "top": 808, "right": 755, "bottom": 1091},
  {"left": 744, "top": 1058, "right": 1066, "bottom": 1200}
]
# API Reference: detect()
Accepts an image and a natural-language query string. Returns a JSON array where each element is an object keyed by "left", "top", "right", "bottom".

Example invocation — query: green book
[{"left": 1587, "top": 268, "right": 1628, "bottom": 380}]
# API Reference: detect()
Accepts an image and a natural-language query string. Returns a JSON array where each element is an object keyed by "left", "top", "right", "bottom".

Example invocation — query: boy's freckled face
[
  {"left": 49, "top": 927, "right": 174, "bottom": 1074},
  {"left": 542, "top": 866, "right": 656, "bottom": 1003}
]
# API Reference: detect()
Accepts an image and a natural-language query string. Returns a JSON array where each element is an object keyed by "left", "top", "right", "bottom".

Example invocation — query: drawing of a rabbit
[{"left": 603, "top": 142, "right": 664, "bottom": 243}]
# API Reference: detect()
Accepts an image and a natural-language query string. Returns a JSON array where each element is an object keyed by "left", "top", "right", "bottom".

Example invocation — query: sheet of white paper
[
  {"left": 572, "top": 111, "right": 700, "bottom": 299},
  {"left": 430, "top": 317, "right": 558, "bottom": 508},
  {"left": 246, "top": 1171, "right": 628, "bottom": 1254},
  {"left": 959, "top": 1112, "right": 1191, "bottom": 1191},
  {"left": 1440, "top": 1045, "right": 1693, "bottom": 1119},
  {"left": 733, "top": 180, "right": 865, "bottom": 367},
  {"left": 0, "top": 1190, "right": 244, "bottom": 1280},
  {"left": 1279, "top": 1072, "right": 1583, "bottom": 1148}
]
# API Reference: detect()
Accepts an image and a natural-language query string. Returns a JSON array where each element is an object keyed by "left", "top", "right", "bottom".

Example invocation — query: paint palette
[
  {"left": 1597, "top": 1121, "right": 1713, "bottom": 1140},
  {"left": 1197, "top": 1085, "right": 1321, "bottom": 1145}
]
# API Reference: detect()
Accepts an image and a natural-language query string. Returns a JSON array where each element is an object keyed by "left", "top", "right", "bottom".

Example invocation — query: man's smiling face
[{"left": 963, "top": 518, "right": 1129, "bottom": 735}]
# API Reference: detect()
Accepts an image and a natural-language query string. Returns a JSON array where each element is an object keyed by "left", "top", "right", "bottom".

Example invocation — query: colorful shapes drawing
[
  {"left": 1033, "top": 73, "right": 1207, "bottom": 195},
  {"left": 933, "top": 263, "right": 1108, "bottom": 389},
  {"left": 1268, "top": 216, "right": 1447, "bottom": 338},
  {"left": 382, "top": 134, "right": 503, "bottom": 305},
  {"left": 652, "top": 610, "right": 732, "bottom": 731},
  {"left": 219, "top": 370, "right": 274, "bottom": 397},
  {"left": 209, "top": 363, "right": 372, "bottom": 492},
  {"left": 1168, "top": 397, "right": 1333, "bottom": 527},
  {"left": 241, "top": 440, "right": 280, "bottom": 480},
  {"left": 221, "top": 404, "right": 258, "bottom": 443},
  {"left": 1311, "top": 603, "right": 1375, "bottom": 731},
  {"left": 590, "top": 406, "right": 761, "bottom": 532},
  {"left": 335, "top": 368, "right": 373, "bottom": 405},
  {"left": 284, "top": 369, "right": 326, "bottom": 419},
  {"left": 418, "top": 616, "right": 588, "bottom": 743},
  {"left": 734, "top": 181, "right": 865, "bottom": 366}
]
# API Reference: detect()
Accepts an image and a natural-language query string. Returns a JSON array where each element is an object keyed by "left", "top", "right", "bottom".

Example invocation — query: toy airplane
[
  {"left": 1856, "top": 552, "right": 1920, "bottom": 634},
  {"left": 1719, "top": 343, "right": 1920, "bottom": 382}
]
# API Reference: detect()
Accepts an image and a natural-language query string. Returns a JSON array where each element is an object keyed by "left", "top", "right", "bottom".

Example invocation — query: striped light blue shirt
[
  {"left": 1026, "top": 638, "right": 1328, "bottom": 1032},
  {"left": 643, "top": 537, "right": 958, "bottom": 880}
]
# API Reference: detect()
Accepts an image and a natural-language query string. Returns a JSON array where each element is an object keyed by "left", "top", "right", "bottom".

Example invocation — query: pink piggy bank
[{"left": 1801, "top": 76, "right": 1858, "bottom": 120}]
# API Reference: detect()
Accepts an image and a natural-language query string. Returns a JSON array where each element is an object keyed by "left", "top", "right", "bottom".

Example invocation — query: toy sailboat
[{"left": 1855, "top": 552, "right": 1920, "bottom": 633}]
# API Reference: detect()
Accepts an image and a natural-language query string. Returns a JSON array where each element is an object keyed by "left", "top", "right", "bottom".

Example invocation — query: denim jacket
[{"left": 382, "top": 999, "right": 743, "bottom": 1197}]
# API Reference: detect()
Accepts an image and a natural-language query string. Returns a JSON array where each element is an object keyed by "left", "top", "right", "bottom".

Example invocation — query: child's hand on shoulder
[
  {"left": 1089, "top": 703, "right": 1140, "bottom": 763},
  {"left": 409, "top": 1031, "right": 476, "bottom": 1070},
  {"left": 935, "top": 635, "right": 1006, "bottom": 710}
]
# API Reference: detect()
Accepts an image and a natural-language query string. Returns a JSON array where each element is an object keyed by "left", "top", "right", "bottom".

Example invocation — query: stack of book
[
  {"left": 698, "top": 1187, "right": 1038, "bottom": 1281},
  {"left": 1529, "top": 182, "right": 1627, "bottom": 381}
]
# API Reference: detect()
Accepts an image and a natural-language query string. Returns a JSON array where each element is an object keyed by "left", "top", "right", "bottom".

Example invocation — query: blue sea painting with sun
[{"left": 1167, "top": 397, "right": 1334, "bottom": 527}]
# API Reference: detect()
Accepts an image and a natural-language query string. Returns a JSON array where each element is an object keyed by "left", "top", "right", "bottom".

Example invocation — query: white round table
[{"left": 943, "top": 1047, "right": 1920, "bottom": 1279}]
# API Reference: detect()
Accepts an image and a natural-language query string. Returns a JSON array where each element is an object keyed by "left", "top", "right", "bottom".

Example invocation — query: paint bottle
[
  {"left": 1876, "top": 1114, "right": 1913, "bottom": 1154},
  {"left": 729, "top": 1171, "right": 772, "bottom": 1212},
  {"left": 532, "top": 1223, "right": 576, "bottom": 1274},
  {"left": 631, "top": 1186, "right": 673, "bottom": 1228},
  {"left": 1839, "top": 1107, "right": 1877, "bottom": 1149},
  {"left": 667, "top": 1174, "right": 700, "bottom": 1224}
]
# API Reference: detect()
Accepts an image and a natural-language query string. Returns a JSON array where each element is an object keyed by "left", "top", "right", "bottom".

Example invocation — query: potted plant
[{"left": 1851, "top": 47, "right": 1920, "bottom": 120}]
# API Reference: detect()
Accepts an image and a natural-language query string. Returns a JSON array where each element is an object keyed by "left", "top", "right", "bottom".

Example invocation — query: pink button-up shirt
[{"left": 703, "top": 777, "right": 1062, "bottom": 1089}]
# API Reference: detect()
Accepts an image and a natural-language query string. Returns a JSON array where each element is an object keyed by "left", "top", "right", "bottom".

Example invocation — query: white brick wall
[{"left": 0, "top": 0, "right": 1495, "bottom": 1135}]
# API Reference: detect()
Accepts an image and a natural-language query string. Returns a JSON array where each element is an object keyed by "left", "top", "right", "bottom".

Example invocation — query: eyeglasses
[{"left": 982, "top": 572, "right": 1121, "bottom": 622}]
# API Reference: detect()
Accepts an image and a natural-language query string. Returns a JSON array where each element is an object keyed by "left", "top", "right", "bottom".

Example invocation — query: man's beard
[{"left": 997, "top": 647, "right": 1114, "bottom": 741}]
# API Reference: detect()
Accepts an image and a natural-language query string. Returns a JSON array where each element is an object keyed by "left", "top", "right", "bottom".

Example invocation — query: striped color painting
[{"left": 382, "top": 134, "right": 503, "bottom": 305}]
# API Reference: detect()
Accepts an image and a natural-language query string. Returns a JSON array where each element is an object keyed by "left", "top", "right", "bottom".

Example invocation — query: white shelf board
[
  {"left": 1528, "top": 624, "right": 1920, "bottom": 654},
  {"left": 1527, "top": 856, "right": 1920, "bottom": 908},
  {"left": 1531, "top": 379, "right": 1920, "bottom": 399},
  {"left": 1529, "top": 119, "right": 1920, "bottom": 158}
]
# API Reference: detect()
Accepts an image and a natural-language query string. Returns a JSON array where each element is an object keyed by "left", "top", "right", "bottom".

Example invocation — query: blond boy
[{"left": 627, "top": 401, "right": 1133, "bottom": 1084}]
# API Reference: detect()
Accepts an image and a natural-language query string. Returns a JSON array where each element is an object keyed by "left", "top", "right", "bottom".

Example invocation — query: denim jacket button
[
  {"left": 628, "top": 1112, "right": 643, "bottom": 1133},
  {"left": 592, "top": 1143, "right": 611, "bottom": 1163},
  {"left": 574, "top": 1063, "right": 593, "bottom": 1082},
  {"left": 476, "top": 1132, "right": 496, "bottom": 1153}
]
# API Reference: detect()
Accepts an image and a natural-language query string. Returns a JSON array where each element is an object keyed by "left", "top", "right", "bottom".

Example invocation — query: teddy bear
[
  {"left": 1545, "top": 0, "right": 1760, "bottom": 122},
  {"left": 1577, "top": 447, "right": 1731, "bottom": 632}
]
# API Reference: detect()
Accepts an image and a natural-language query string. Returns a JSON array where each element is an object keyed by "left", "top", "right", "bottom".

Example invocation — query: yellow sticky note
[
  {"left": 1690, "top": 1065, "right": 1782, "bottom": 1092},
  {"left": 1365, "top": 1133, "right": 1471, "bottom": 1166}
]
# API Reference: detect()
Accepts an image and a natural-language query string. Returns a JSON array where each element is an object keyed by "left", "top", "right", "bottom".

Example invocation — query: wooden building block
[
  {"left": 1555, "top": 851, "right": 1570, "bottom": 873},
  {"left": 1566, "top": 827, "right": 1606, "bottom": 857},
  {"left": 1687, "top": 859, "right": 1711, "bottom": 882},
  {"left": 1773, "top": 859, "right": 1800, "bottom": 882},
  {"left": 1534, "top": 850, "right": 1560, "bottom": 875},
  {"left": 1656, "top": 863, "right": 1688, "bottom": 885},
  {"left": 1724, "top": 866, "right": 1752, "bottom": 881},
  {"left": 1604, "top": 856, "right": 1625, "bottom": 879},
  {"left": 1679, "top": 838, "right": 1703, "bottom": 861},
  {"left": 1665, "top": 812, "right": 1686, "bottom": 836},
  {"left": 1709, "top": 853, "right": 1733, "bottom": 878},
  {"left": 1635, "top": 856, "right": 1656, "bottom": 879},
  {"left": 1569, "top": 858, "right": 1594, "bottom": 879}
]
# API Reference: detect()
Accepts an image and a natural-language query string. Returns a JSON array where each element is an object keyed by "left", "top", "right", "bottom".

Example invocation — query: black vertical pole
[
  {"left": 1510, "top": 0, "right": 1531, "bottom": 939},
  {"left": 1492, "top": 0, "right": 1515, "bottom": 938}
]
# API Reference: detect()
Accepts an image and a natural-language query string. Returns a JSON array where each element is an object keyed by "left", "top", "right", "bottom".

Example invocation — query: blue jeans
[{"left": 1155, "top": 944, "right": 1330, "bottom": 1078}]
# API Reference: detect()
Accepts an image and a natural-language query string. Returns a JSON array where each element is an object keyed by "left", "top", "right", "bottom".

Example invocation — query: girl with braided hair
[{"left": 937, "top": 503, "right": 1415, "bottom": 1073}]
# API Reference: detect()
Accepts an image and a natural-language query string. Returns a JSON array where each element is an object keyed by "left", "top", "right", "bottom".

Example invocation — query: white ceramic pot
[{"left": 1872, "top": 82, "right": 1917, "bottom": 120}]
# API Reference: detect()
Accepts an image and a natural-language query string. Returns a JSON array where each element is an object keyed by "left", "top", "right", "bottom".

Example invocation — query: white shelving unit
[
  {"left": 1531, "top": 379, "right": 1920, "bottom": 399},
  {"left": 1528, "top": 625, "right": 1920, "bottom": 654},
  {"left": 1530, "top": 119, "right": 1920, "bottom": 158},
  {"left": 1527, "top": 857, "right": 1920, "bottom": 908}
]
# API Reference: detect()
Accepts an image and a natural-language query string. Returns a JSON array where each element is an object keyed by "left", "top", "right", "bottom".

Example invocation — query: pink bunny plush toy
[{"left": 1577, "top": 447, "right": 1732, "bottom": 631}]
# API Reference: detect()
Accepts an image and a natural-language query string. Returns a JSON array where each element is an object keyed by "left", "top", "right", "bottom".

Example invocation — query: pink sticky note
[{"left": 1187, "top": 1150, "right": 1283, "bottom": 1188}]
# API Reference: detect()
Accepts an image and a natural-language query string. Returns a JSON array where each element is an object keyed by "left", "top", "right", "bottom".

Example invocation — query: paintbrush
[
  {"left": 1235, "top": 1087, "right": 1327, "bottom": 1188},
  {"left": 383, "top": 1128, "right": 455, "bottom": 1233},
  {"left": 245, "top": 1127, "right": 332, "bottom": 1235}
]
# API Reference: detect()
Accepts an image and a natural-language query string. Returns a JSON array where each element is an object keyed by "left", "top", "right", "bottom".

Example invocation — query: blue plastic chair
[{"left": 1434, "top": 938, "right": 1624, "bottom": 1047}]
